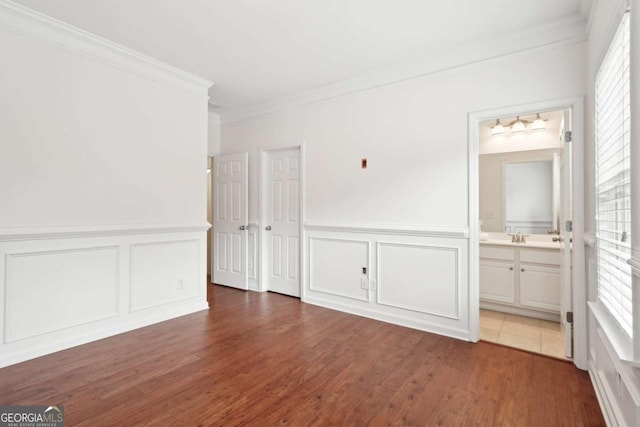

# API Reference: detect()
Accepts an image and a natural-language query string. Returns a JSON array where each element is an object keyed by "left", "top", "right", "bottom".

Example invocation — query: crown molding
[
  {"left": 580, "top": 0, "right": 596, "bottom": 36},
  {"left": 222, "top": 14, "right": 588, "bottom": 126},
  {"left": 208, "top": 109, "right": 221, "bottom": 120},
  {"left": 0, "top": 0, "right": 212, "bottom": 95}
]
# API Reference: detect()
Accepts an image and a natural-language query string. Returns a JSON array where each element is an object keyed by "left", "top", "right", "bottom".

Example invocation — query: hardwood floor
[{"left": 0, "top": 284, "right": 604, "bottom": 426}]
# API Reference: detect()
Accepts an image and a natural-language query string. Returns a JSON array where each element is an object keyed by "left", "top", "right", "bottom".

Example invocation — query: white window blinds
[{"left": 595, "top": 11, "right": 633, "bottom": 337}]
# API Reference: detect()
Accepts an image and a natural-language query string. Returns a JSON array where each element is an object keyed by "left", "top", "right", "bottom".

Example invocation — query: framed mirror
[
  {"left": 479, "top": 149, "right": 561, "bottom": 235},
  {"left": 504, "top": 160, "right": 554, "bottom": 234}
]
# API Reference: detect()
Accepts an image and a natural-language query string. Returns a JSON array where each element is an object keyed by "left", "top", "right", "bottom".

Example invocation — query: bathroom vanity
[{"left": 479, "top": 238, "right": 564, "bottom": 321}]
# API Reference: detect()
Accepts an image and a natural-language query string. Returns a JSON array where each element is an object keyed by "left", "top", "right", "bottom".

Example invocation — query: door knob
[
  {"left": 265, "top": 226, "right": 272, "bottom": 231},
  {"left": 239, "top": 225, "right": 246, "bottom": 230}
]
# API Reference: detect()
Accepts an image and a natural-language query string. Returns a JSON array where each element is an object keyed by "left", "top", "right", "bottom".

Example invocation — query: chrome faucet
[{"left": 509, "top": 233, "right": 527, "bottom": 244}]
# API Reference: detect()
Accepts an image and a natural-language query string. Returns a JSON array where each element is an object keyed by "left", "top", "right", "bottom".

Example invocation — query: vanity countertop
[{"left": 480, "top": 238, "right": 564, "bottom": 250}]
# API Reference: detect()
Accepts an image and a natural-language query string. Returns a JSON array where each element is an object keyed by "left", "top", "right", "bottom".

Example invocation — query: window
[{"left": 595, "top": 11, "right": 633, "bottom": 337}]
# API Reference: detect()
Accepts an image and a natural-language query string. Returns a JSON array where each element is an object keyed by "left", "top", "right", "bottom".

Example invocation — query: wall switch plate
[
  {"left": 360, "top": 277, "right": 368, "bottom": 290},
  {"left": 177, "top": 279, "right": 185, "bottom": 289}
]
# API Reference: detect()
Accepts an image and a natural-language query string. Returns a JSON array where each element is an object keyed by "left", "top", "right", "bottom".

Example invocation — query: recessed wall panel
[
  {"left": 310, "top": 237, "right": 369, "bottom": 301},
  {"left": 377, "top": 242, "right": 459, "bottom": 319},
  {"left": 130, "top": 240, "right": 199, "bottom": 312},
  {"left": 5, "top": 246, "right": 119, "bottom": 343}
]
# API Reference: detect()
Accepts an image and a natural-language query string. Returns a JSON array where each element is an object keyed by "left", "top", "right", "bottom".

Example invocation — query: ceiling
[{"left": 14, "top": 0, "right": 591, "bottom": 117}]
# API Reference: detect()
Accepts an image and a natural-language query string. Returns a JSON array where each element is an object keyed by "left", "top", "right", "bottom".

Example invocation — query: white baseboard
[
  {"left": 303, "top": 294, "right": 470, "bottom": 342},
  {"left": 0, "top": 226, "right": 209, "bottom": 368},
  {"left": 0, "top": 300, "right": 208, "bottom": 368}
]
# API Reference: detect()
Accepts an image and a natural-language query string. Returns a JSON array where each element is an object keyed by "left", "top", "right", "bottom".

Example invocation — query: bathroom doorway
[{"left": 469, "top": 99, "right": 586, "bottom": 367}]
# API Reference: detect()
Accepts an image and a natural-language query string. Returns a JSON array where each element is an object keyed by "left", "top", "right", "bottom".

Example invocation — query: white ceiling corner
[
  {"left": 11, "top": 0, "right": 589, "bottom": 124},
  {"left": 579, "top": 0, "right": 596, "bottom": 35}
]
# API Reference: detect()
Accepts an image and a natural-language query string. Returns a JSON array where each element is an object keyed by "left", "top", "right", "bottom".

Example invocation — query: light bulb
[
  {"left": 491, "top": 119, "right": 505, "bottom": 136},
  {"left": 531, "top": 113, "right": 546, "bottom": 130}
]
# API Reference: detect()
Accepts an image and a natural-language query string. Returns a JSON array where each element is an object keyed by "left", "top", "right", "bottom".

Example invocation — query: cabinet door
[
  {"left": 479, "top": 260, "right": 515, "bottom": 304},
  {"left": 519, "top": 264, "right": 561, "bottom": 311}
]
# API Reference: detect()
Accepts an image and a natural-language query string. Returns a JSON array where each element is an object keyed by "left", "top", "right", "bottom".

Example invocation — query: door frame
[
  {"left": 468, "top": 97, "right": 586, "bottom": 369},
  {"left": 258, "top": 143, "right": 306, "bottom": 295}
]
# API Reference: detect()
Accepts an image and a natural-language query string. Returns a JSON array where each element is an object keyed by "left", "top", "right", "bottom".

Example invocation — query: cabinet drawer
[
  {"left": 479, "top": 246, "right": 515, "bottom": 261},
  {"left": 520, "top": 249, "right": 561, "bottom": 266}
]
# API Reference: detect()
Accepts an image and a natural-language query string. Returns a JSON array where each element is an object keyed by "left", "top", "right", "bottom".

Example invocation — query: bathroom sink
[{"left": 481, "top": 238, "right": 563, "bottom": 249}]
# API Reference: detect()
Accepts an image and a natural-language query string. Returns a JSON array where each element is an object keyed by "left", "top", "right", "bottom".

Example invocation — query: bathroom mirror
[
  {"left": 479, "top": 149, "right": 561, "bottom": 235},
  {"left": 504, "top": 160, "right": 555, "bottom": 234}
]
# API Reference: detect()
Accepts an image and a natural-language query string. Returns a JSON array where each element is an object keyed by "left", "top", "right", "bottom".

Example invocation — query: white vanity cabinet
[
  {"left": 479, "top": 246, "right": 516, "bottom": 304},
  {"left": 519, "top": 249, "right": 561, "bottom": 312},
  {"left": 480, "top": 244, "right": 561, "bottom": 320},
  {"left": 479, "top": 261, "right": 515, "bottom": 304}
]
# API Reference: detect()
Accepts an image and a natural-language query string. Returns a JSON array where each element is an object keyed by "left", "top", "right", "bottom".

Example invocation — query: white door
[
  {"left": 213, "top": 152, "right": 248, "bottom": 290},
  {"left": 265, "top": 148, "right": 300, "bottom": 296},
  {"left": 560, "top": 109, "right": 573, "bottom": 358}
]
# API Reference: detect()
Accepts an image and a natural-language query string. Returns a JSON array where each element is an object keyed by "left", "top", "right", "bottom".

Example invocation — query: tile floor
[{"left": 479, "top": 309, "right": 568, "bottom": 359}]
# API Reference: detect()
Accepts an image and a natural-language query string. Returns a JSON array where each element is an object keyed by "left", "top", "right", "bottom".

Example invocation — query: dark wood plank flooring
[{"left": 0, "top": 284, "right": 605, "bottom": 426}]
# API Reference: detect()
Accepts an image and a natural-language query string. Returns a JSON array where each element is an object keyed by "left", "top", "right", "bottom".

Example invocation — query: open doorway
[{"left": 472, "top": 105, "right": 579, "bottom": 361}]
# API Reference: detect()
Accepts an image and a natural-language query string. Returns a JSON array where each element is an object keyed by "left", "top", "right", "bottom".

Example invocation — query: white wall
[
  {"left": 584, "top": 1, "right": 640, "bottom": 426},
  {"left": 221, "top": 42, "right": 586, "bottom": 340},
  {"left": 0, "top": 35, "right": 207, "bottom": 227},
  {"left": 0, "top": 3, "right": 211, "bottom": 367},
  {"left": 208, "top": 112, "right": 221, "bottom": 156}
]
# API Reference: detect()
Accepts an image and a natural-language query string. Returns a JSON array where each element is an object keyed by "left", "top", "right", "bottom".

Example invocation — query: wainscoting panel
[
  {"left": 304, "top": 224, "right": 470, "bottom": 340},
  {"left": 309, "top": 237, "right": 370, "bottom": 302},
  {"left": 590, "top": 321, "right": 640, "bottom": 427},
  {"left": 129, "top": 240, "right": 200, "bottom": 312},
  {"left": 376, "top": 242, "right": 459, "bottom": 319},
  {"left": 4, "top": 246, "right": 119, "bottom": 343},
  {"left": 0, "top": 225, "right": 209, "bottom": 368}
]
